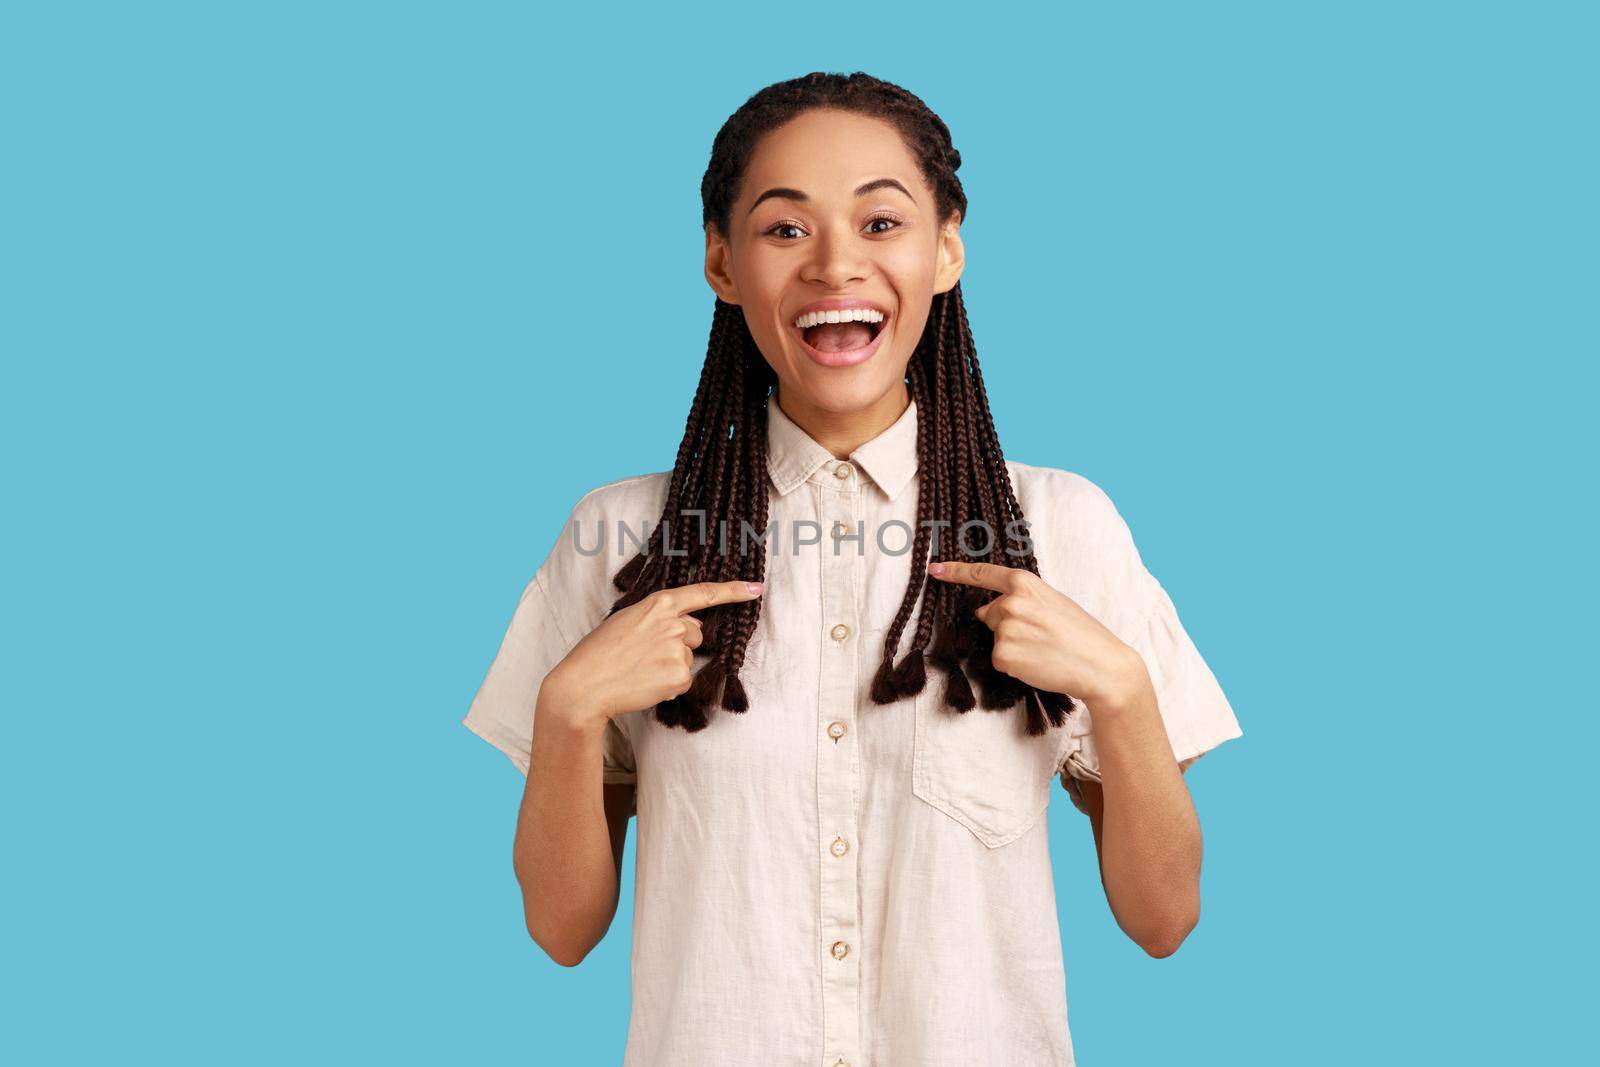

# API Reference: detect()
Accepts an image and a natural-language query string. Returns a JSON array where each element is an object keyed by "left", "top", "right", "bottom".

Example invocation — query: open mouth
[{"left": 789, "top": 307, "right": 890, "bottom": 367}]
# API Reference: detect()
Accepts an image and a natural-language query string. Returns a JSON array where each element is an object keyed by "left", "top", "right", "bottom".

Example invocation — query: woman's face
[{"left": 705, "top": 108, "right": 964, "bottom": 427}]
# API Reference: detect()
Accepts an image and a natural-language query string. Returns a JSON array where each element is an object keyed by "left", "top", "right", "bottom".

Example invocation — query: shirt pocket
[{"left": 910, "top": 674, "right": 1068, "bottom": 848}]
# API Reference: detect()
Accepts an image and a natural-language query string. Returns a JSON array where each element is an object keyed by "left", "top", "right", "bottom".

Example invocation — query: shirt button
[
  {"left": 831, "top": 940, "right": 850, "bottom": 960},
  {"left": 832, "top": 520, "right": 847, "bottom": 538},
  {"left": 827, "top": 720, "right": 847, "bottom": 739},
  {"left": 830, "top": 836, "right": 849, "bottom": 857},
  {"left": 834, "top": 463, "right": 852, "bottom": 479},
  {"left": 830, "top": 623, "right": 850, "bottom": 641}
]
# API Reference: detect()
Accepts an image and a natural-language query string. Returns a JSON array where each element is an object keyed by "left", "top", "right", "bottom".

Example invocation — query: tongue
[{"left": 805, "top": 321, "right": 874, "bottom": 352}]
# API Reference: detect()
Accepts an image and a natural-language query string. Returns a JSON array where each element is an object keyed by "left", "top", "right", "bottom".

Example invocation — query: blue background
[{"left": 5, "top": 2, "right": 1594, "bottom": 1063}]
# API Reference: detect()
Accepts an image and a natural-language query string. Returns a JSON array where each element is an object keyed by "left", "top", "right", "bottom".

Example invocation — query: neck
[{"left": 775, "top": 383, "right": 910, "bottom": 459}]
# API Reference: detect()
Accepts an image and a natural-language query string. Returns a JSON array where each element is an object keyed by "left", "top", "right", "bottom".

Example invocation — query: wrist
[
  {"left": 1089, "top": 646, "right": 1156, "bottom": 718},
  {"left": 537, "top": 665, "right": 611, "bottom": 733}
]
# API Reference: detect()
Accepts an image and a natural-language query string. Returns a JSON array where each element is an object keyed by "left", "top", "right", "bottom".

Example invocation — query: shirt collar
[{"left": 765, "top": 394, "right": 920, "bottom": 502}]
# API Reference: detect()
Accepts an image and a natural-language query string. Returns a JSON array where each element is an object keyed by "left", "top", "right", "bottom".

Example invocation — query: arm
[
  {"left": 506, "top": 578, "right": 763, "bottom": 967},
  {"left": 1071, "top": 677, "right": 1204, "bottom": 957},
  {"left": 925, "top": 559, "right": 1205, "bottom": 958},
  {"left": 511, "top": 677, "right": 632, "bottom": 967}
]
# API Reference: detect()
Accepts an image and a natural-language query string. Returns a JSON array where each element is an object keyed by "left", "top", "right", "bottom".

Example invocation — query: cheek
[
  {"left": 883, "top": 238, "right": 938, "bottom": 282},
  {"left": 883, "top": 226, "right": 942, "bottom": 279},
  {"left": 882, "top": 248, "right": 939, "bottom": 326},
  {"left": 731, "top": 286, "right": 783, "bottom": 344},
  {"left": 732, "top": 289, "right": 796, "bottom": 378},
  {"left": 730, "top": 246, "right": 788, "bottom": 303},
  {"left": 730, "top": 269, "right": 787, "bottom": 334}
]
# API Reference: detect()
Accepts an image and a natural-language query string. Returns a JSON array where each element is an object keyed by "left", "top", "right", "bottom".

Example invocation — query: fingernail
[
  {"left": 928, "top": 562, "right": 944, "bottom": 575},
  {"left": 746, "top": 582, "right": 764, "bottom": 594}
]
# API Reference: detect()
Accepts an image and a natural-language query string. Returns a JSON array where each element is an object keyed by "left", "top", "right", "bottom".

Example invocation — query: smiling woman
[
  {"left": 700, "top": 103, "right": 966, "bottom": 439},
  {"left": 463, "top": 70, "right": 1243, "bottom": 1067}
]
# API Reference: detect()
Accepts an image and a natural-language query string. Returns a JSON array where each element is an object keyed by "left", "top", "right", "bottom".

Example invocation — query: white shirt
[{"left": 464, "top": 394, "right": 1243, "bottom": 1066}]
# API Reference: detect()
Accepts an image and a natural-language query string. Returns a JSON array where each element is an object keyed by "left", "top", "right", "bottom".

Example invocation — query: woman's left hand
[{"left": 928, "top": 560, "right": 1149, "bottom": 711}]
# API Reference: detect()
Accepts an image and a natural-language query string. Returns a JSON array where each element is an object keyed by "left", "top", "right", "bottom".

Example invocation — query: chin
[{"left": 785, "top": 364, "right": 904, "bottom": 415}]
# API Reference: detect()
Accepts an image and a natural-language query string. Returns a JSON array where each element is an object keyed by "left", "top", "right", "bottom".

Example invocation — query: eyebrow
[{"left": 746, "top": 177, "right": 915, "bottom": 216}]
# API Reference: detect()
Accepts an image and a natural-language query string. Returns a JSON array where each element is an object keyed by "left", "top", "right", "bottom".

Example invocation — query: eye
[
  {"left": 865, "top": 212, "right": 904, "bottom": 235},
  {"left": 764, "top": 220, "right": 808, "bottom": 240}
]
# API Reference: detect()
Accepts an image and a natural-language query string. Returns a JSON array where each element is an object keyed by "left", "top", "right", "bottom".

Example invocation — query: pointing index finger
[
  {"left": 656, "top": 579, "right": 765, "bottom": 615},
  {"left": 927, "top": 560, "right": 1016, "bottom": 592}
]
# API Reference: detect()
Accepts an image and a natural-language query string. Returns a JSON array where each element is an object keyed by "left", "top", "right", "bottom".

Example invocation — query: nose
[{"left": 801, "top": 226, "right": 871, "bottom": 289}]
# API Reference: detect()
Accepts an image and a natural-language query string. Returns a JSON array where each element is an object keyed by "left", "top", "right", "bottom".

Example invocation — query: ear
[
  {"left": 704, "top": 225, "right": 741, "bottom": 305},
  {"left": 932, "top": 213, "right": 966, "bottom": 294}
]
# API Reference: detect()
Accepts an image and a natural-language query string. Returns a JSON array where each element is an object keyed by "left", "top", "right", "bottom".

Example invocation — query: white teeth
[{"left": 792, "top": 307, "right": 886, "bottom": 330}]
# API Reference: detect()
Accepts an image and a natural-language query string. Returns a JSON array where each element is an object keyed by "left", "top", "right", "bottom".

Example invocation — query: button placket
[
  {"left": 817, "top": 463, "right": 862, "bottom": 1067},
  {"left": 830, "top": 516, "right": 864, "bottom": 556}
]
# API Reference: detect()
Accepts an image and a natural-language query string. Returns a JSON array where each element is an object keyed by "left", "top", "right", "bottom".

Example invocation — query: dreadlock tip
[
  {"left": 869, "top": 656, "right": 900, "bottom": 704},
  {"left": 890, "top": 647, "right": 927, "bottom": 694},
  {"left": 944, "top": 663, "right": 976, "bottom": 712},
  {"left": 721, "top": 672, "right": 749, "bottom": 712}
]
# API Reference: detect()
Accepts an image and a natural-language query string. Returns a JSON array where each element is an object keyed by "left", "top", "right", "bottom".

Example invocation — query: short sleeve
[
  {"left": 1055, "top": 484, "right": 1243, "bottom": 813},
  {"left": 461, "top": 492, "right": 639, "bottom": 798}
]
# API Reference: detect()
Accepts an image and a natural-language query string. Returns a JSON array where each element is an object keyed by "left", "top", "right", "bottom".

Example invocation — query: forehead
[{"left": 739, "top": 108, "right": 931, "bottom": 206}]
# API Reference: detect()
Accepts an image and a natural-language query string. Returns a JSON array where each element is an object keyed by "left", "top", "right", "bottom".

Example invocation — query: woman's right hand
[{"left": 540, "top": 579, "right": 765, "bottom": 726}]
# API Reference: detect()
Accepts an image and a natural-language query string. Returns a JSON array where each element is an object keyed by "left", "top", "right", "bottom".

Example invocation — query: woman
[{"left": 464, "top": 71, "right": 1242, "bottom": 1066}]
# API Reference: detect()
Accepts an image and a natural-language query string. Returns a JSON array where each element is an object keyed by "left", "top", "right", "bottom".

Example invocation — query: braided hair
[{"left": 608, "top": 71, "right": 1076, "bottom": 737}]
